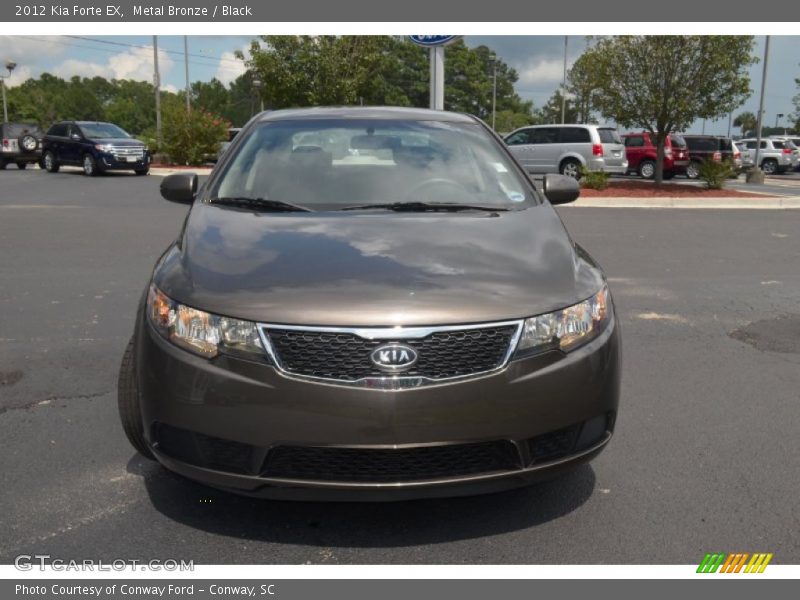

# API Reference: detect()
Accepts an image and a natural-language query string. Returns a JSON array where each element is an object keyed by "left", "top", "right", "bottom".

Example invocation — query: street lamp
[
  {"left": 775, "top": 113, "right": 784, "bottom": 129},
  {"left": 252, "top": 77, "right": 264, "bottom": 114},
  {"left": 1, "top": 60, "right": 18, "bottom": 123}
]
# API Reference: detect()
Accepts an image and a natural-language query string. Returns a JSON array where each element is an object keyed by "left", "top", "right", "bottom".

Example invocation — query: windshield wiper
[
  {"left": 208, "top": 197, "right": 313, "bottom": 212},
  {"left": 339, "top": 201, "right": 510, "bottom": 212}
]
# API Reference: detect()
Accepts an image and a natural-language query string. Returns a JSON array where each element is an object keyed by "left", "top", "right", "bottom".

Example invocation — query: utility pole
[
  {"left": 748, "top": 35, "right": 770, "bottom": 183},
  {"left": 1, "top": 61, "right": 16, "bottom": 123},
  {"left": 560, "top": 36, "right": 568, "bottom": 124},
  {"left": 153, "top": 36, "right": 162, "bottom": 146},
  {"left": 727, "top": 111, "right": 732, "bottom": 138},
  {"left": 184, "top": 36, "right": 190, "bottom": 113},
  {"left": 490, "top": 53, "right": 497, "bottom": 130}
]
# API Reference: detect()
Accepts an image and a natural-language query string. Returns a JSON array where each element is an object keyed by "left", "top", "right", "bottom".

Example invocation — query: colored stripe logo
[{"left": 697, "top": 552, "right": 773, "bottom": 573}]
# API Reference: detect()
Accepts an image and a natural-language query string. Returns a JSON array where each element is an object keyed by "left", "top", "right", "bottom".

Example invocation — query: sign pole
[{"left": 429, "top": 46, "right": 445, "bottom": 110}]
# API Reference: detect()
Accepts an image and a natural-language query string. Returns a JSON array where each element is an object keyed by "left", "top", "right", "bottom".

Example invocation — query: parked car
[
  {"left": 118, "top": 107, "right": 621, "bottom": 501},
  {"left": 682, "top": 135, "right": 738, "bottom": 179},
  {"left": 41, "top": 121, "right": 151, "bottom": 176},
  {"left": 0, "top": 122, "right": 44, "bottom": 170},
  {"left": 622, "top": 131, "right": 689, "bottom": 179},
  {"left": 768, "top": 136, "right": 800, "bottom": 168},
  {"left": 734, "top": 141, "right": 754, "bottom": 169},
  {"left": 739, "top": 138, "right": 797, "bottom": 175},
  {"left": 218, "top": 127, "right": 242, "bottom": 159},
  {"left": 504, "top": 124, "right": 628, "bottom": 178}
]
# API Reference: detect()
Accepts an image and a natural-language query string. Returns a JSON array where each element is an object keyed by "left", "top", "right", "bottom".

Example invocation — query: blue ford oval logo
[
  {"left": 408, "top": 35, "right": 461, "bottom": 47},
  {"left": 370, "top": 344, "right": 418, "bottom": 372}
]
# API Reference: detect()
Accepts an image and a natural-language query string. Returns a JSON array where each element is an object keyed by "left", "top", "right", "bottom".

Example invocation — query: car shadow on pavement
[{"left": 127, "top": 454, "right": 596, "bottom": 551}]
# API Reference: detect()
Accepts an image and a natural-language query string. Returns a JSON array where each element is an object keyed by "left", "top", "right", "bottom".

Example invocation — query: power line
[
  {"left": 64, "top": 35, "right": 245, "bottom": 66},
  {"left": 16, "top": 36, "right": 246, "bottom": 75}
]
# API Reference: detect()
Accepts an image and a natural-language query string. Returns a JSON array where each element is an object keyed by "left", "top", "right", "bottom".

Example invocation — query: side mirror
[
  {"left": 542, "top": 174, "right": 580, "bottom": 205},
  {"left": 160, "top": 173, "right": 198, "bottom": 204}
]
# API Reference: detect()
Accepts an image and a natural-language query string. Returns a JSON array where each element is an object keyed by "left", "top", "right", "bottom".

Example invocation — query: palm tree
[{"left": 733, "top": 111, "right": 757, "bottom": 137}]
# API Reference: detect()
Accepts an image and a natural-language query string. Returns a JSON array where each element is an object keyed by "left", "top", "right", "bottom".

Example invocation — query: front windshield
[
  {"left": 79, "top": 123, "right": 131, "bottom": 139},
  {"left": 210, "top": 119, "right": 535, "bottom": 209}
]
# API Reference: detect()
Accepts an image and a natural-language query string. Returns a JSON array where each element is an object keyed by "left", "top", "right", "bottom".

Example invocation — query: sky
[{"left": 0, "top": 34, "right": 797, "bottom": 135}]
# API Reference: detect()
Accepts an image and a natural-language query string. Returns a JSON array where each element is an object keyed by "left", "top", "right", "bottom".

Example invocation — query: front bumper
[
  {"left": 98, "top": 152, "right": 150, "bottom": 170},
  {"left": 134, "top": 309, "right": 621, "bottom": 500}
]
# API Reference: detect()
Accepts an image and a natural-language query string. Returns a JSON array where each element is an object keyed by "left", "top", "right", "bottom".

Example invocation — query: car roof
[{"left": 256, "top": 106, "right": 477, "bottom": 123}]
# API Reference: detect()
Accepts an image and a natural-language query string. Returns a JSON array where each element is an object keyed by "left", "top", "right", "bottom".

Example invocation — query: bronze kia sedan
[{"left": 119, "top": 107, "right": 620, "bottom": 501}]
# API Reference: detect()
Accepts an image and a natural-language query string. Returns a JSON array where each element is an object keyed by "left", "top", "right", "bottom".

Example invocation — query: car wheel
[
  {"left": 134, "top": 167, "right": 150, "bottom": 176},
  {"left": 118, "top": 337, "right": 155, "bottom": 460},
  {"left": 662, "top": 170, "right": 675, "bottom": 180},
  {"left": 43, "top": 151, "right": 59, "bottom": 173},
  {"left": 560, "top": 159, "right": 582, "bottom": 179},
  {"left": 639, "top": 160, "right": 656, "bottom": 179},
  {"left": 82, "top": 153, "right": 99, "bottom": 176},
  {"left": 19, "top": 134, "right": 38, "bottom": 153},
  {"left": 685, "top": 161, "right": 701, "bottom": 179},
  {"left": 16, "top": 162, "right": 28, "bottom": 170},
  {"left": 761, "top": 159, "right": 777, "bottom": 175}
]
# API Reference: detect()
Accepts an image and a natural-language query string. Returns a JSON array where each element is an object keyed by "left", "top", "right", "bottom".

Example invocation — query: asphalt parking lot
[{"left": 1, "top": 168, "right": 799, "bottom": 564}]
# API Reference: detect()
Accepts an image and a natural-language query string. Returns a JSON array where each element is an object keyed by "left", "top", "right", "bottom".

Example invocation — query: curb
[
  {"left": 565, "top": 196, "right": 800, "bottom": 209},
  {"left": 150, "top": 167, "right": 213, "bottom": 176}
]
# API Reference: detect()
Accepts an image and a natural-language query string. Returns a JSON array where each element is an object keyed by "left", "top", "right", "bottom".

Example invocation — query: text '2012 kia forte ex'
[{"left": 118, "top": 107, "right": 621, "bottom": 501}]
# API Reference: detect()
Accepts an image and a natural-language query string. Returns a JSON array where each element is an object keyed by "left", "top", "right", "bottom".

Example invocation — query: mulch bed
[{"left": 580, "top": 180, "right": 771, "bottom": 198}]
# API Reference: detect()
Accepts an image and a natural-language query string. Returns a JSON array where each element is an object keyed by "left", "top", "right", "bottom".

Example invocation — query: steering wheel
[{"left": 405, "top": 178, "right": 467, "bottom": 202}]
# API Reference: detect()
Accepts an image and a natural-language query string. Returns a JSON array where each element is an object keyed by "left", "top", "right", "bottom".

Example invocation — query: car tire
[
  {"left": 639, "top": 160, "right": 656, "bottom": 179},
  {"left": 43, "top": 151, "right": 59, "bottom": 173},
  {"left": 16, "top": 162, "right": 28, "bottom": 170},
  {"left": 0, "top": 159, "right": 6, "bottom": 170},
  {"left": 685, "top": 161, "right": 701, "bottom": 179},
  {"left": 19, "top": 134, "right": 38, "bottom": 153},
  {"left": 134, "top": 167, "right": 150, "bottom": 176},
  {"left": 761, "top": 159, "right": 777, "bottom": 175},
  {"left": 118, "top": 337, "right": 155, "bottom": 460},
  {"left": 559, "top": 158, "right": 582, "bottom": 179},
  {"left": 82, "top": 153, "right": 100, "bottom": 176}
]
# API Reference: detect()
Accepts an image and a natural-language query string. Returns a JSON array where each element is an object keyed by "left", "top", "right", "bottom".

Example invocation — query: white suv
[
  {"left": 504, "top": 124, "right": 628, "bottom": 178},
  {"left": 740, "top": 138, "right": 797, "bottom": 174}
]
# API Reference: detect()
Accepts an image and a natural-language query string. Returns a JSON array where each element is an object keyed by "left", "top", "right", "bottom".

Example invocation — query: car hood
[
  {"left": 153, "top": 203, "right": 605, "bottom": 327},
  {"left": 92, "top": 138, "right": 145, "bottom": 146}
]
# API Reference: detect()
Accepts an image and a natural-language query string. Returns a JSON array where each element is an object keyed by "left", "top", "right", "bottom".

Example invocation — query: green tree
[
  {"left": 733, "top": 111, "right": 757, "bottom": 137},
  {"left": 537, "top": 89, "right": 580, "bottom": 124},
  {"left": 793, "top": 72, "right": 800, "bottom": 131},
  {"left": 161, "top": 98, "right": 230, "bottom": 165},
  {"left": 583, "top": 36, "right": 757, "bottom": 182},
  {"left": 567, "top": 50, "right": 601, "bottom": 123},
  {"left": 237, "top": 36, "right": 536, "bottom": 130}
]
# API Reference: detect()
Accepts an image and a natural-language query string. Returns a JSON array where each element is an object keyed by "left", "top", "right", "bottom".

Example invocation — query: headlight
[
  {"left": 516, "top": 286, "right": 610, "bottom": 356},
  {"left": 94, "top": 143, "right": 114, "bottom": 152},
  {"left": 146, "top": 285, "right": 263, "bottom": 359}
]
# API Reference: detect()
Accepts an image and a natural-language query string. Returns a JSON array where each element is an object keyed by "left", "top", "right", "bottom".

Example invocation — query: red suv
[{"left": 623, "top": 131, "right": 690, "bottom": 179}]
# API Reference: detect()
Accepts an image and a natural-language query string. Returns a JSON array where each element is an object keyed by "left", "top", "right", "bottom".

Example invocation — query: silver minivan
[{"left": 505, "top": 124, "right": 628, "bottom": 178}]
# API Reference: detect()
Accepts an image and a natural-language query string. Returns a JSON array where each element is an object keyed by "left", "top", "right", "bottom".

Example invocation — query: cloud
[
  {"left": 516, "top": 58, "right": 567, "bottom": 88},
  {"left": 53, "top": 45, "right": 174, "bottom": 82},
  {"left": 214, "top": 50, "right": 246, "bottom": 86}
]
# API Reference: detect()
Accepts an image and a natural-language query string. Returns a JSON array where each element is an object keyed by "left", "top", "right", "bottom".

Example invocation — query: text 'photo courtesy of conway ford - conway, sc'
[{"left": 118, "top": 107, "right": 621, "bottom": 501}]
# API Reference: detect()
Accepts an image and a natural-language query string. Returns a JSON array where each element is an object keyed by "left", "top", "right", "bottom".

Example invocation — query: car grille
[
  {"left": 263, "top": 324, "right": 519, "bottom": 383},
  {"left": 262, "top": 441, "right": 521, "bottom": 483},
  {"left": 110, "top": 145, "right": 145, "bottom": 158}
]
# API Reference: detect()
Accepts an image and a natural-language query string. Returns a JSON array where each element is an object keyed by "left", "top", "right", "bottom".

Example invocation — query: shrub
[
  {"left": 161, "top": 105, "right": 230, "bottom": 166},
  {"left": 698, "top": 159, "right": 734, "bottom": 189},
  {"left": 580, "top": 170, "right": 610, "bottom": 190}
]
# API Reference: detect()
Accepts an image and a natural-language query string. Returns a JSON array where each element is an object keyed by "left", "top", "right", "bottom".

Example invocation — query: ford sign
[{"left": 408, "top": 35, "right": 461, "bottom": 47}]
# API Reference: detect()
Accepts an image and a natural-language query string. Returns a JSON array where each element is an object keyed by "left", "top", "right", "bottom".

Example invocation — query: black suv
[
  {"left": 682, "top": 135, "right": 736, "bottom": 179},
  {"left": 42, "top": 121, "right": 150, "bottom": 176},
  {"left": 0, "top": 122, "right": 44, "bottom": 170}
]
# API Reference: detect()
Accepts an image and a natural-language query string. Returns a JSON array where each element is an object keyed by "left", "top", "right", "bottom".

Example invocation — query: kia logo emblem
[{"left": 370, "top": 343, "right": 418, "bottom": 372}]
